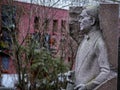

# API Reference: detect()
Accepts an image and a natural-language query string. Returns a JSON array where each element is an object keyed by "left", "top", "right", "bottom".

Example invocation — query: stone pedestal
[{"left": 97, "top": 77, "right": 117, "bottom": 90}]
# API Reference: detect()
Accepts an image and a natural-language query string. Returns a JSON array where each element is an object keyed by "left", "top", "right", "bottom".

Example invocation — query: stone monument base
[{"left": 97, "top": 77, "right": 117, "bottom": 90}]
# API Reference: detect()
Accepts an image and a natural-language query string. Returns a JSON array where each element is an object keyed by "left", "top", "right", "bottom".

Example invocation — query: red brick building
[{"left": 0, "top": 0, "right": 73, "bottom": 74}]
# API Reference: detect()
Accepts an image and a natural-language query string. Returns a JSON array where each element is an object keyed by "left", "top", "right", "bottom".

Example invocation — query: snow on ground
[{"left": 1, "top": 74, "right": 18, "bottom": 88}]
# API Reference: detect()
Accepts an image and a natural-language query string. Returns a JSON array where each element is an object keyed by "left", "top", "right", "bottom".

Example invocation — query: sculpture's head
[{"left": 79, "top": 5, "right": 99, "bottom": 32}]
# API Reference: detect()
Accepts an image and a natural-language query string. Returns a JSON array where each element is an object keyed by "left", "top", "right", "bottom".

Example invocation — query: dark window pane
[
  {"left": 1, "top": 5, "right": 16, "bottom": 29},
  {"left": 53, "top": 20, "right": 58, "bottom": 32}
]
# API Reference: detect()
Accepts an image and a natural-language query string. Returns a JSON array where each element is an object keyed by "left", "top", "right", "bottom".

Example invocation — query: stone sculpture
[{"left": 66, "top": 5, "right": 117, "bottom": 90}]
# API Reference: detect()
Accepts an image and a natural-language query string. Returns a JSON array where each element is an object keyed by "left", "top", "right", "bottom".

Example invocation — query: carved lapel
[{"left": 75, "top": 31, "right": 101, "bottom": 72}]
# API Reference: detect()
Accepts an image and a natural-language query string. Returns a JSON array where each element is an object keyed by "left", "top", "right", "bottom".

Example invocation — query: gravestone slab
[
  {"left": 99, "top": 3, "right": 119, "bottom": 71},
  {"left": 98, "top": 3, "right": 119, "bottom": 90}
]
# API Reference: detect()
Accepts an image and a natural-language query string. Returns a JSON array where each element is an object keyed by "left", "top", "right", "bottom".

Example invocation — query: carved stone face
[{"left": 79, "top": 9, "right": 93, "bottom": 31}]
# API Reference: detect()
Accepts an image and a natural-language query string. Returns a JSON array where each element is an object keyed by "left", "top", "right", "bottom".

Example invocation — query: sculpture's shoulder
[
  {"left": 94, "top": 30, "right": 102, "bottom": 37},
  {"left": 88, "top": 30, "right": 102, "bottom": 39},
  {"left": 88, "top": 30, "right": 103, "bottom": 44},
  {"left": 93, "top": 30, "right": 104, "bottom": 42},
  {"left": 91, "top": 30, "right": 107, "bottom": 50}
]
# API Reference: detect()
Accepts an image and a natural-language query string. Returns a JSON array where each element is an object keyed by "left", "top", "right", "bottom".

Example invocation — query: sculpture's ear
[{"left": 90, "top": 17, "right": 96, "bottom": 26}]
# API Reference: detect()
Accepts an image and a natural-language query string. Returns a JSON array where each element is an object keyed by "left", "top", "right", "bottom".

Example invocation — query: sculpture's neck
[{"left": 88, "top": 25, "right": 99, "bottom": 34}]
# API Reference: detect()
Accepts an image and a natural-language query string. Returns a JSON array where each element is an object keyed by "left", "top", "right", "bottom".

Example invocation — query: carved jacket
[{"left": 74, "top": 30, "right": 110, "bottom": 89}]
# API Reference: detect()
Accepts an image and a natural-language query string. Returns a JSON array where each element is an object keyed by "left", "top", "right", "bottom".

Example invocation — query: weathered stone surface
[
  {"left": 98, "top": 3, "right": 119, "bottom": 90},
  {"left": 97, "top": 77, "right": 117, "bottom": 90},
  {"left": 99, "top": 3, "right": 119, "bottom": 71}
]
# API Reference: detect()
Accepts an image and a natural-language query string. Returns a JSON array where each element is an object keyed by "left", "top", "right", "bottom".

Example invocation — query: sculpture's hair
[{"left": 84, "top": 5, "right": 99, "bottom": 26}]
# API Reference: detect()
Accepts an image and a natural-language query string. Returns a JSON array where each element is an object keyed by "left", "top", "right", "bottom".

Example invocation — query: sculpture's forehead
[{"left": 80, "top": 9, "right": 88, "bottom": 17}]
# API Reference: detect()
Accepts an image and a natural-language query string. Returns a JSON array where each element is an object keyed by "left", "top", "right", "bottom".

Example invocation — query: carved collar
[{"left": 84, "top": 29, "right": 99, "bottom": 40}]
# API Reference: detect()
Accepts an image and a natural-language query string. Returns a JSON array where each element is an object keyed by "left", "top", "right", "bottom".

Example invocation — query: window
[
  {"left": 44, "top": 18, "right": 49, "bottom": 30},
  {"left": 1, "top": 56, "right": 10, "bottom": 72},
  {"left": 44, "top": 33, "right": 50, "bottom": 51},
  {"left": 0, "top": 48, "right": 10, "bottom": 73},
  {"left": 53, "top": 20, "right": 58, "bottom": 32},
  {"left": 31, "top": 32, "right": 41, "bottom": 49},
  {"left": 61, "top": 20, "right": 66, "bottom": 32},
  {"left": 0, "top": 5, "right": 16, "bottom": 73},
  {"left": 26, "top": 33, "right": 32, "bottom": 45},
  {"left": 1, "top": 5, "right": 16, "bottom": 49},
  {"left": 1, "top": 5, "right": 16, "bottom": 30},
  {"left": 34, "top": 16, "right": 40, "bottom": 30}
]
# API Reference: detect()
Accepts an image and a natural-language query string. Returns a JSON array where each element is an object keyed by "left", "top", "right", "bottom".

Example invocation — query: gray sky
[{"left": 15, "top": 0, "right": 31, "bottom": 3}]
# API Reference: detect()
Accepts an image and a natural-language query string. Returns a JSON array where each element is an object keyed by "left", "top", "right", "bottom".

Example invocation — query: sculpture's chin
[{"left": 80, "top": 27, "right": 84, "bottom": 31}]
